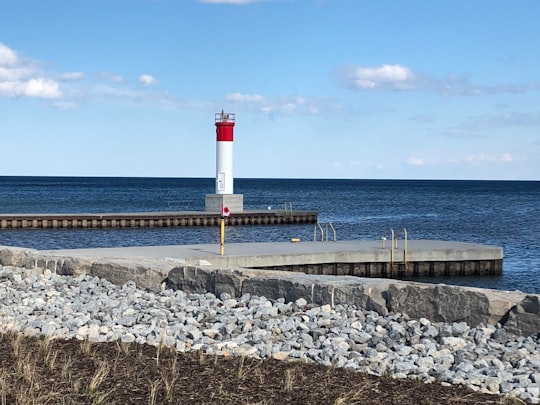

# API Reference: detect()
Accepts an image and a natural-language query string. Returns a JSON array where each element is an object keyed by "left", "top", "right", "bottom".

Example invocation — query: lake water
[{"left": 0, "top": 177, "right": 538, "bottom": 294}]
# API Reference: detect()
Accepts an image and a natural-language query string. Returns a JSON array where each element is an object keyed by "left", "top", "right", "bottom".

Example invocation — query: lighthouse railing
[{"left": 215, "top": 112, "right": 236, "bottom": 123}]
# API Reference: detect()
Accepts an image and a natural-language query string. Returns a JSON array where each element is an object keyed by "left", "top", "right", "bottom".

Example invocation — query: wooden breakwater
[{"left": 0, "top": 210, "right": 318, "bottom": 229}]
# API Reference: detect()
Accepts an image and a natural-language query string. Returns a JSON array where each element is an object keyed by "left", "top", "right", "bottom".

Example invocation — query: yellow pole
[{"left": 220, "top": 217, "right": 225, "bottom": 255}]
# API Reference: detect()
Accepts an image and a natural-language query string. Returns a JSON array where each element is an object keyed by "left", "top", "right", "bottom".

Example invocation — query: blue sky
[{"left": 1, "top": 0, "right": 539, "bottom": 180}]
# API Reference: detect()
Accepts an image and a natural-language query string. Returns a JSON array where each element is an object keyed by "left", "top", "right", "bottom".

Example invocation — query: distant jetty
[{"left": 0, "top": 210, "right": 318, "bottom": 229}]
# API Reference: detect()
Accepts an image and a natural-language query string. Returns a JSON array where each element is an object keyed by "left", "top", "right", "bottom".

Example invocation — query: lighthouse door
[{"left": 217, "top": 172, "right": 225, "bottom": 191}]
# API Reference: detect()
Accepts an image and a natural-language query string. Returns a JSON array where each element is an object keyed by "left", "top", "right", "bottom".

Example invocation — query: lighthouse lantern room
[{"left": 205, "top": 111, "right": 244, "bottom": 213}]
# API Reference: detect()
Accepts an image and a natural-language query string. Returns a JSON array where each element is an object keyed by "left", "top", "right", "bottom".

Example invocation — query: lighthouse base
[{"left": 205, "top": 194, "right": 244, "bottom": 214}]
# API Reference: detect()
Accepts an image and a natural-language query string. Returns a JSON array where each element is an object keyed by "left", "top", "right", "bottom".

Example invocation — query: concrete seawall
[{"left": 0, "top": 245, "right": 537, "bottom": 337}]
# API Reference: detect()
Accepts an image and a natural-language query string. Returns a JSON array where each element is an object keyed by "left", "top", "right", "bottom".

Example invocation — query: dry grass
[{"left": 0, "top": 332, "right": 525, "bottom": 405}]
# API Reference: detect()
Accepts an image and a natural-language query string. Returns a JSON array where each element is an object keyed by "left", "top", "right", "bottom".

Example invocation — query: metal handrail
[
  {"left": 325, "top": 222, "right": 336, "bottom": 241},
  {"left": 314, "top": 222, "right": 324, "bottom": 242},
  {"left": 396, "top": 228, "right": 408, "bottom": 266},
  {"left": 381, "top": 228, "right": 395, "bottom": 265},
  {"left": 283, "top": 202, "right": 293, "bottom": 217}
]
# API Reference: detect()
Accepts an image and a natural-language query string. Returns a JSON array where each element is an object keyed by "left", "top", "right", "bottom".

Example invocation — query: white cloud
[
  {"left": 139, "top": 74, "right": 157, "bottom": 86},
  {"left": 0, "top": 65, "right": 36, "bottom": 81},
  {"left": 61, "top": 74, "right": 192, "bottom": 109},
  {"left": 331, "top": 160, "right": 362, "bottom": 171},
  {"left": 341, "top": 63, "right": 540, "bottom": 96},
  {"left": 437, "top": 78, "right": 539, "bottom": 97},
  {"left": 0, "top": 43, "right": 17, "bottom": 65},
  {"left": 460, "top": 111, "right": 540, "bottom": 131},
  {"left": 404, "top": 153, "right": 516, "bottom": 167},
  {"left": 226, "top": 92, "right": 327, "bottom": 116},
  {"left": 282, "top": 102, "right": 296, "bottom": 113},
  {"left": 95, "top": 71, "right": 124, "bottom": 83},
  {"left": 53, "top": 101, "right": 77, "bottom": 110},
  {"left": 0, "top": 43, "right": 38, "bottom": 82},
  {"left": 406, "top": 157, "right": 425, "bottom": 166},
  {"left": 77, "top": 83, "right": 191, "bottom": 110},
  {"left": 0, "top": 43, "right": 61, "bottom": 99},
  {"left": 62, "top": 72, "right": 84, "bottom": 81},
  {"left": 226, "top": 92, "right": 265, "bottom": 103},
  {"left": 25, "top": 78, "right": 61, "bottom": 98},
  {"left": 0, "top": 43, "right": 193, "bottom": 108},
  {"left": 501, "top": 153, "right": 513, "bottom": 162},
  {"left": 445, "top": 110, "right": 540, "bottom": 139},
  {"left": 0, "top": 78, "right": 61, "bottom": 99},
  {"left": 465, "top": 153, "right": 514, "bottom": 163},
  {"left": 344, "top": 64, "right": 416, "bottom": 90}
]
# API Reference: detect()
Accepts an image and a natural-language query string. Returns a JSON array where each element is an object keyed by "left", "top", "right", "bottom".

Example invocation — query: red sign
[{"left": 221, "top": 205, "right": 230, "bottom": 217}]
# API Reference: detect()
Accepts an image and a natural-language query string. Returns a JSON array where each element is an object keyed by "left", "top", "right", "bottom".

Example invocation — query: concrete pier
[
  {"left": 40, "top": 239, "right": 503, "bottom": 278},
  {"left": 0, "top": 210, "right": 318, "bottom": 229}
]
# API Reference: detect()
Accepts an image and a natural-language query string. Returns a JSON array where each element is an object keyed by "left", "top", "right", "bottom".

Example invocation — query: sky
[{"left": 1, "top": 0, "right": 539, "bottom": 180}]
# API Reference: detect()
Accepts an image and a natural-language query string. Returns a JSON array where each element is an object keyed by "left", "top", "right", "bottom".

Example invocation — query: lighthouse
[
  {"left": 205, "top": 111, "right": 244, "bottom": 213},
  {"left": 215, "top": 110, "right": 235, "bottom": 194}
]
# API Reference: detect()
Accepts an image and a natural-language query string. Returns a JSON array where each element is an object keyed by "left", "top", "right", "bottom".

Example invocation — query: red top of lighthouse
[{"left": 215, "top": 111, "right": 235, "bottom": 142}]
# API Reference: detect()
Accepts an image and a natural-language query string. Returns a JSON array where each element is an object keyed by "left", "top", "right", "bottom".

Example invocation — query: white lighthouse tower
[{"left": 205, "top": 111, "right": 244, "bottom": 213}]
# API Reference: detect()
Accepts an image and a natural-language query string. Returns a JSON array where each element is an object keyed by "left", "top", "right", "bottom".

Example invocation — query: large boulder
[
  {"left": 310, "top": 276, "right": 390, "bottom": 315},
  {"left": 90, "top": 258, "right": 170, "bottom": 292},
  {"left": 59, "top": 257, "right": 94, "bottom": 276},
  {"left": 167, "top": 265, "right": 219, "bottom": 293},
  {"left": 500, "top": 295, "right": 540, "bottom": 337},
  {"left": 386, "top": 283, "right": 492, "bottom": 326},
  {"left": 0, "top": 246, "right": 35, "bottom": 267}
]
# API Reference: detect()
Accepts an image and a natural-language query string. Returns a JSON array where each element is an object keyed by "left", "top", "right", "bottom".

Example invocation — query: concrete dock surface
[{"left": 42, "top": 240, "right": 503, "bottom": 272}]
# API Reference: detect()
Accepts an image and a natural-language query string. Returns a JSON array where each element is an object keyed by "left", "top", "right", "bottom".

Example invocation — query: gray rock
[
  {"left": 441, "top": 337, "right": 467, "bottom": 350},
  {"left": 350, "top": 331, "right": 372, "bottom": 344},
  {"left": 393, "top": 361, "right": 416, "bottom": 375},
  {"left": 527, "top": 386, "right": 540, "bottom": 398},
  {"left": 424, "top": 325, "right": 439, "bottom": 338},
  {"left": 501, "top": 295, "right": 540, "bottom": 337},
  {"left": 439, "top": 324, "right": 453, "bottom": 337},
  {"left": 118, "top": 316, "right": 137, "bottom": 327},
  {"left": 452, "top": 322, "right": 470, "bottom": 336},
  {"left": 120, "top": 333, "right": 136, "bottom": 343},
  {"left": 40, "top": 323, "right": 57, "bottom": 336},
  {"left": 295, "top": 297, "right": 308, "bottom": 308},
  {"left": 387, "top": 284, "right": 491, "bottom": 326}
]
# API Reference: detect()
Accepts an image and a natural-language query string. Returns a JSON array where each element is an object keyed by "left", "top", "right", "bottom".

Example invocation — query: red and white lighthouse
[
  {"left": 205, "top": 111, "right": 244, "bottom": 213},
  {"left": 215, "top": 111, "right": 235, "bottom": 194}
]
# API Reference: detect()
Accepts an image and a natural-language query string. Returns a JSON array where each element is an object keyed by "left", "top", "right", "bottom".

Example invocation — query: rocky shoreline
[{"left": 1, "top": 265, "right": 538, "bottom": 403}]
